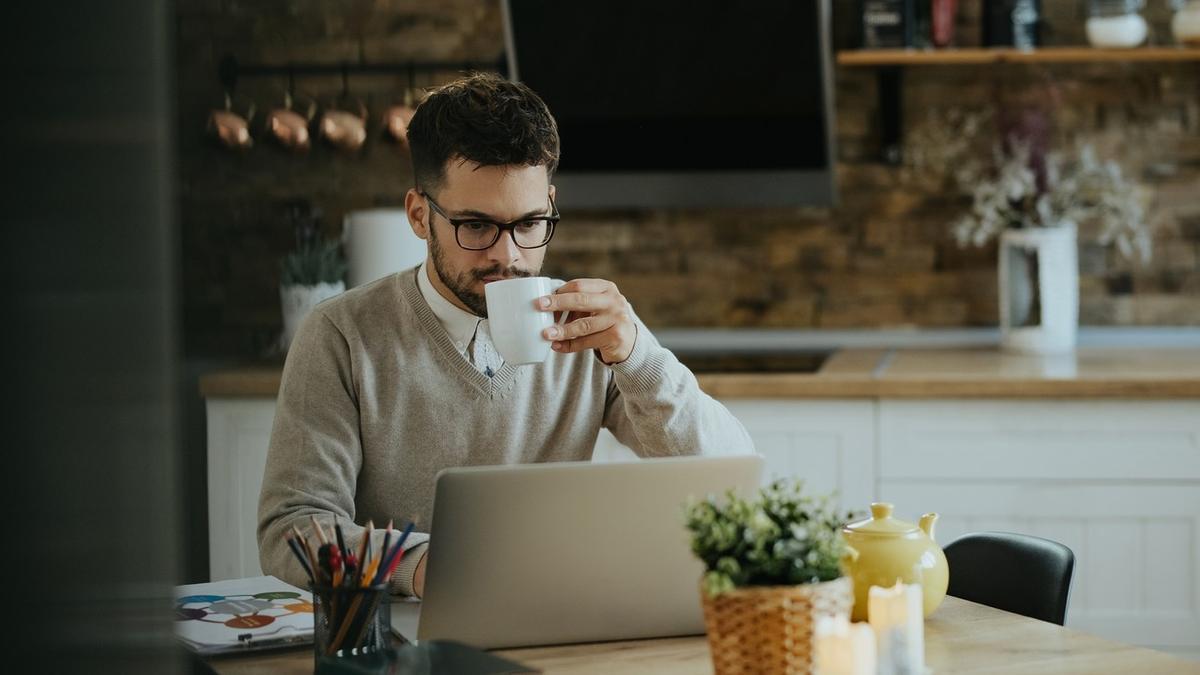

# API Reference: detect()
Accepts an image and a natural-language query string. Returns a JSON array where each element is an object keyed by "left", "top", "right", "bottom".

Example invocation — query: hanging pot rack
[{"left": 217, "top": 53, "right": 507, "bottom": 92}]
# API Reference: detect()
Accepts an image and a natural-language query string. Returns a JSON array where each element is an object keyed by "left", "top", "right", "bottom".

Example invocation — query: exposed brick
[{"left": 178, "top": 0, "right": 1200, "bottom": 358}]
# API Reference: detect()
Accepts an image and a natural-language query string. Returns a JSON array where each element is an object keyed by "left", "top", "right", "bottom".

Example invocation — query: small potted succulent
[
  {"left": 278, "top": 202, "right": 347, "bottom": 351},
  {"left": 684, "top": 480, "right": 859, "bottom": 675}
]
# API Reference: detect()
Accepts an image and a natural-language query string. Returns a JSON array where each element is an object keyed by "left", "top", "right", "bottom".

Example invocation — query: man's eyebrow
[{"left": 450, "top": 206, "right": 549, "bottom": 221}]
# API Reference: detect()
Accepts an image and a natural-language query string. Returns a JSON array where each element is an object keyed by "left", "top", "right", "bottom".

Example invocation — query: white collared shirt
[{"left": 416, "top": 262, "right": 503, "bottom": 375}]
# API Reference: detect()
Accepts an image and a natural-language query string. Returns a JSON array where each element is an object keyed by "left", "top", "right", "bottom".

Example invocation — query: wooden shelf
[{"left": 837, "top": 46, "right": 1200, "bottom": 66}]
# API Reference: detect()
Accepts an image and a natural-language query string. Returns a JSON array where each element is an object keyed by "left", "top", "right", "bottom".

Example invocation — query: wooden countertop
[
  {"left": 697, "top": 347, "right": 1200, "bottom": 398},
  {"left": 199, "top": 347, "right": 1200, "bottom": 399},
  {"left": 206, "top": 596, "right": 1199, "bottom": 674}
]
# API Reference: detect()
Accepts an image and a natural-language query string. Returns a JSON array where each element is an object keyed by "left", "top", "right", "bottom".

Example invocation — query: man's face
[{"left": 407, "top": 161, "right": 553, "bottom": 317}]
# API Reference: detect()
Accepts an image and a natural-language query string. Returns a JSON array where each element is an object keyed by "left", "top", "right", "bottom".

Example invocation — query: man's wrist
[
  {"left": 598, "top": 324, "right": 638, "bottom": 366},
  {"left": 390, "top": 542, "right": 429, "bottom": 597},
  {"left": 605, "top": 326, "right": 672, "bottom": 395}
]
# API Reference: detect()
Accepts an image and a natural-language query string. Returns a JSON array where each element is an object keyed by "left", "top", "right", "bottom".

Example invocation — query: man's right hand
[{"left": 413, "top": 551, "right": 428, "bottom": 599}]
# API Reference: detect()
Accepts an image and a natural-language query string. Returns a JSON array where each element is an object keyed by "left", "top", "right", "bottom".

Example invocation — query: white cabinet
[
  {"left": 205, "top": 397, "right": 276, "bottom": 581},
  {"left": 719, "top": 399, "right": 876, "bottom": 511},
  {"left": 878, "top": 399, "right": 1200, "bottom": 655},
  {"left": 595, "top": 400, "right": 875, "bottom": 510}
]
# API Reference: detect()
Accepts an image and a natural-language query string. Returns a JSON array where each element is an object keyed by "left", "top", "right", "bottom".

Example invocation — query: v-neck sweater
[{"left": 257, "top": 266, "right": 755, "bottom": 596}]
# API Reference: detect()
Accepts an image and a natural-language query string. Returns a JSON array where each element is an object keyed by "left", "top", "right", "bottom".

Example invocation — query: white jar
[
  {"left": 1174, "top": 0, "right": 1200, "bottom": 46},
  {"left": 1087, "top": 0, "right": 1148, "bottom": 48}
]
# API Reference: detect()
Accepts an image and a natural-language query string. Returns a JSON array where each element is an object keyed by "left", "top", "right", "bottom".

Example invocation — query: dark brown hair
[{"left": 407, "top": 72, "right": 560, "bottom": 193}]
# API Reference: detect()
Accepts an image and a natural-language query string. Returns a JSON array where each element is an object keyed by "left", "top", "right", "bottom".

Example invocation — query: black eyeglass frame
[{"left": 420, "top": 191, "right": 559, "bottom": 251}]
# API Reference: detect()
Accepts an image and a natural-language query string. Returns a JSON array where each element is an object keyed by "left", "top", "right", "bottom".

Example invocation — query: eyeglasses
[{"left": 421, "top": 191, "right": 559, "bottom": 251}]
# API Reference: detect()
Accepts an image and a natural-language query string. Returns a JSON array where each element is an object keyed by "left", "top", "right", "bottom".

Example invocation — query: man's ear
[
  {"left": 549, "top": 183, "right": 556, "bottom": 202},
  {"left": 405, "top": 188, "right": 429, "bottom": 240}
]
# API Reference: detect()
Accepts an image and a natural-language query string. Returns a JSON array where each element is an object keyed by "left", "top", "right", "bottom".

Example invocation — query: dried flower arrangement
[{"left": 906, "top": 108, "right": 1152, "bottom": 263}]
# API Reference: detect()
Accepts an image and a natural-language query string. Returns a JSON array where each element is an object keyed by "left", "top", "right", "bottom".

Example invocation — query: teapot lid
[{"left": 843, "top": 503, "right": 919, "bottom": 536}]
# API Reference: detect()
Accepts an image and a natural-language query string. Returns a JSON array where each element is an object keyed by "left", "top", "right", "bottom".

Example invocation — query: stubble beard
[{"left": 428, "top": 226, "right": 537, "bottom": 317}]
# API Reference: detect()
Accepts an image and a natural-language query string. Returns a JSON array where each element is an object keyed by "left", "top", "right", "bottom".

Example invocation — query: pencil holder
[{"left": 311, "top": 583, "right": 392, "bottom": 659}]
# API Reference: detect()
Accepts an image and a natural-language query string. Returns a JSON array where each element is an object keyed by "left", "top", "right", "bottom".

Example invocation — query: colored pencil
[
  {"left": 356, "top": 520, "right": 374, "bottom": 586},
  {"left": 292, "top": 525, "right": 319, "bottom": 585},
  {"left": 285, "top": 535, "right": 314, "bottom": 582},
  {"left": 334, "top": 517, "right": 348, "bottom": 556},
  {"left": 374, "top": 522, "right": 415, "bottom": 586},
  {"left": 310, "top": 514, "right": 329, "bottom": 546}
]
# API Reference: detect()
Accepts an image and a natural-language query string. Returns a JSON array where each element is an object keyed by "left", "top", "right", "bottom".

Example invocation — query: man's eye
[
  {"left": 516, "top": 220, "right": 542, "bottom": 231},
  {"left": 461, "top": 221, "right": 493, "bottom": 232}
]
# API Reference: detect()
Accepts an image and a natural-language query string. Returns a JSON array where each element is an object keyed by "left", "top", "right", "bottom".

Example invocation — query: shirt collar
[{"left": 417, "top": 261, "right": 483, "bottom": 351}]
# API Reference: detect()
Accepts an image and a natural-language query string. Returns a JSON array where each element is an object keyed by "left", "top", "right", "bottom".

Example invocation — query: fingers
[
  {"left": 550, "top": 325, "right": 624, "bottom": 355},
  {"left": 537, "top": 291, "right": 611, "bottom": 314},
  {"left": 556, "top": 278, "right": 614, "bottom": 295},
  {"left": 534, "top": 279, "right": 619, "bottom": 314},
  {"left": 544, "top": 312, "right": 618, "bottom": 341}
]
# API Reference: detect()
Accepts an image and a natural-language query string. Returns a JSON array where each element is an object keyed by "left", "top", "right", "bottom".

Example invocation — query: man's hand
[
  {"left": 413, "top": 550, "right": 428, "bottom": 599},
  {"left": 536, "top": 279, "right": 637, "bottom": 365}
]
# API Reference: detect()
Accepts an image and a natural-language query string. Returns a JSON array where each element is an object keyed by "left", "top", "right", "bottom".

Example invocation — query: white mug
[{"left": 484, "top": 276, "right": 568, "bottom": 365}]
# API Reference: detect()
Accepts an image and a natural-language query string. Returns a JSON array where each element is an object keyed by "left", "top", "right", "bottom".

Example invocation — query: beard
[{"left": 428, "top": 226, "right": 537, "bottom": 317}]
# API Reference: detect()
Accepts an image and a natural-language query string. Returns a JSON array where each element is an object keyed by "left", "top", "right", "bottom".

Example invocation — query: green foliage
[
  {"left": 684, "top": 479, "right": 859, "bottom": 597},
  {"left": 280, "top": 238, "right": 347, "bottom": 286}
]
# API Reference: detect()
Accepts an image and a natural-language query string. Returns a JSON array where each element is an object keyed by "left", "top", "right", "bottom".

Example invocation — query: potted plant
[
  {"left": 279, "top": 204, "right": 347, "bottom": 351},
  {"left": 908, "top": 108, "right": 1151, "bottom": 354},
  {"left": 684, "top": 480, "right": 858, "bottom": 675}
]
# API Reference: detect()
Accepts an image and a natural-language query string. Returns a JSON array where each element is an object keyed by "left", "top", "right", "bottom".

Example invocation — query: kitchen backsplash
[{"left": 178, "top": 0, "right": 1200, "bottom": 358}]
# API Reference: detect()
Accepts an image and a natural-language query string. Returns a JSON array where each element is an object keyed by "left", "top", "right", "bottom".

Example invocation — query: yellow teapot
[{"left": 841, "top": 503, "right": 949, "bottom": 621}]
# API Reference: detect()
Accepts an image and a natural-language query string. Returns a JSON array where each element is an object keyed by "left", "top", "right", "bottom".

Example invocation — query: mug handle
[{"left": 550, "top": 280, "right": 569, "bottom": 326}]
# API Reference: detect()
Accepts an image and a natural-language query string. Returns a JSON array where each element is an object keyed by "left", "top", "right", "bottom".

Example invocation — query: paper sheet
[{"left": 175, "top": 575, "right": 313, "bottom": 654}]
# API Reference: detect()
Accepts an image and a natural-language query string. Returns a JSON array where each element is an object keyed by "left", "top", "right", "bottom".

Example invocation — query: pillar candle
[
  {"left": 868, "top": 581, "right": 925, "bottom": 675},
  {"left": 814, "top": 615, "right": 876, "bottom": 675}
]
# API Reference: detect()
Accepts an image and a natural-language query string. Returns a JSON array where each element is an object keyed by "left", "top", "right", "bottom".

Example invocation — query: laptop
[{"left": 391, "top": 454, "right": 764, "bottom": 649}]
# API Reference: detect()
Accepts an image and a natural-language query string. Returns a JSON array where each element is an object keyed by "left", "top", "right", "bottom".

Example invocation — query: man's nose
[{"left": 486, "top": 229, "right": 522, "bottom": 265}]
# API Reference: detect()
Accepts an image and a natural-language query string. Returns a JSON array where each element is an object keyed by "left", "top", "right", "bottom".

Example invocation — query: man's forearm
[
  {"left": 604, "top": 325, "right": 755, "bottom": 458},
  {"left": 259, "top": 509, "right": 430, "bottom": 597},
  {"left": 391, "top": 541, "right": 429, "bottom": 597}
]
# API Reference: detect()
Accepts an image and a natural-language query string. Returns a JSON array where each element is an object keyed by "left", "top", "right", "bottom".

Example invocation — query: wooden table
[{"left": 209, "top": 597, "right": 1198, "bottom": 674}]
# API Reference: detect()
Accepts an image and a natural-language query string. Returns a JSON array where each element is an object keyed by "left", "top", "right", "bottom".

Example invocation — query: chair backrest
[{"left": 943, "top": 531, "right": 1075, "bottom": 625}]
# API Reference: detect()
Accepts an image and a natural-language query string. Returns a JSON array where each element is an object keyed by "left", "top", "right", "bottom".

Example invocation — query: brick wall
[{"left": 177, "top": 1, "right": 1200, "bottom": 358}]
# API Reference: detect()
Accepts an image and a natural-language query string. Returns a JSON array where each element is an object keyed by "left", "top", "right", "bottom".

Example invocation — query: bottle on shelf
[
  {"left": 931, "top": 0, "right": 958, "bottom": 47},
  {"left": 862, "top": 0, "right": 915, "bottom": 49},
  {"left": 1173, "top": 0, "right": 1200, "bottom": 46},
  {"left": 1086, "top": 0, "right": 1148, "bottom": 48},
  {"left": 983, "top": 0, "right": 1041, "bottom": 49}
]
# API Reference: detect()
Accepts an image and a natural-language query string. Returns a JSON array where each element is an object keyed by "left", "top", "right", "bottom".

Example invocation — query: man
[{"left": 258, "top": 73, "right": 754, "bottom": 598}]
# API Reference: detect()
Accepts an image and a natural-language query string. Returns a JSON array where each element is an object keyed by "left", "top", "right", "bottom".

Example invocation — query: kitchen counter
[{"left": 199, "top": 347, "right": 1200, "bottom": 399}]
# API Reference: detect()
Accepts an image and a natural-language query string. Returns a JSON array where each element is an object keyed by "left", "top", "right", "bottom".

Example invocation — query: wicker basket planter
[{"left": 700, "top": 576, "right": 853, "bottom": 675}]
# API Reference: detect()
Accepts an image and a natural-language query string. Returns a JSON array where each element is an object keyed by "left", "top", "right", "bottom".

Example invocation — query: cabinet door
[
  {"left": 719, "top": 399, "right": 876, "bottom": 510},
  {"left": 879, "top": 399, "right": 1200, "bottom": 652},
  {"left": 206, "top": 398, "right": 277, "bottom": 581},
  {"left": 593, "top": 399, "right": 877, "bottom": 509}
]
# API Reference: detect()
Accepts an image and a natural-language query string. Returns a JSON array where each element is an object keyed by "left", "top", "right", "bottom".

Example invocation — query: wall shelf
[
  {"left": 837, "top": 46, "right": 1200, "bottom": 67},
  {"left": 836, "top": 47, "right": 1200, "bottom": 164}
]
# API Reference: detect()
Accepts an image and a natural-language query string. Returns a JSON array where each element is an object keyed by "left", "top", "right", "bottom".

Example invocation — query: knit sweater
[{"left": 257, "top": 267, "right": 755, "bottom": 595}]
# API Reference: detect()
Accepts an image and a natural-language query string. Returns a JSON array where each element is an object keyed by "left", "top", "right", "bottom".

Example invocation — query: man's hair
[{"left": 407, "top": 72, "right": 560, "bottom": 193}]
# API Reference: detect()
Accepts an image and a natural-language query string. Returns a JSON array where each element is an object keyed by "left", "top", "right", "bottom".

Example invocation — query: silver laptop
[{"left": 391, "top": 454, "right": 764, "bottom": 649}]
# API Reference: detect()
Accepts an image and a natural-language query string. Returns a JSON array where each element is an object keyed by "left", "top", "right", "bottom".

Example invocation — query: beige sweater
[{"left": 257, "top": 267, "right": 755, "bottom": 595}]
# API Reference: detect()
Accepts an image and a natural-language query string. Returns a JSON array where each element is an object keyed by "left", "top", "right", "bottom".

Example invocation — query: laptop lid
[{"left": 410, "top": 454, "right": 763, "bottom": 649}]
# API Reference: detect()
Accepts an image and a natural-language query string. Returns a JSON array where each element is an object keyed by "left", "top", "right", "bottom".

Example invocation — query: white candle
[
  {"left": 868, "top": 582, "right": 925, "bottom": 675},
  {"left": 814, "top": 615, "right": 876, "bottom": 675}
]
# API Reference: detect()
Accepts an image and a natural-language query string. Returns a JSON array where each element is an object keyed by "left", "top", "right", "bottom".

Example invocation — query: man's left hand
[{"left": 536, "top": 278, "right": 637, "bottom": 365}]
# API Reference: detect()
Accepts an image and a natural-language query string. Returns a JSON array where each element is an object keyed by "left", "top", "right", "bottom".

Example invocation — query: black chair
[{"left": 943, "top": 531, "right": 1075, "bottom": 625}]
